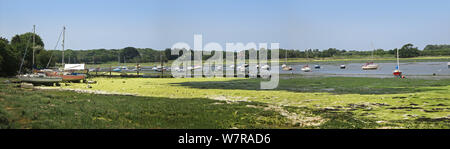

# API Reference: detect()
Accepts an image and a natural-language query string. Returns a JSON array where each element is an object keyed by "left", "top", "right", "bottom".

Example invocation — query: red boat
[
  {"left": 61, "top": 74, "right": 85, "bottom": 82},
  {"left": 45, "top": 71, "right": 86, "bottom": 82},
  {"left": 393, "top": 70, "right": 402, "bottom": 76}
]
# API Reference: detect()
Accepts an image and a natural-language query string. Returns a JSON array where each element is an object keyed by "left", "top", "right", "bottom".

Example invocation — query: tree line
[{"left": 1, "top": 32, "right": 450, "bottom": 76}]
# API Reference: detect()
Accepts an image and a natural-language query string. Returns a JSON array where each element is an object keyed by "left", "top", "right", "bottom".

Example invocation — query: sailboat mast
[
  {"left": 371, "top": 42, "right": 374, "bottom": 61},
  {"left": 285, "top": 50, "right": 287, "bottom": 64},
  {"left": 32, "top": 25, "right": 35, "bottom": 67},
  {"left": 397, "top": 48, "right": 400, "bottom": 70},
  {"left": 62, "top": 26, "right": 65, "bottom": 65}
]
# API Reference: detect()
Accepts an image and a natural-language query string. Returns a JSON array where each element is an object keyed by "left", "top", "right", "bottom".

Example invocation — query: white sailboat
[
  {"left": 282, "top": 50, "right": 292, "bottom": 71},
  {"left": 362, "top": 43, "right": 379, "bottom": 70},
  {"left": 301, "top": 49, "right": 311, "bottom": 72},
  {"left": 17, "top": 25, "right": 62, "bottom": 85}
]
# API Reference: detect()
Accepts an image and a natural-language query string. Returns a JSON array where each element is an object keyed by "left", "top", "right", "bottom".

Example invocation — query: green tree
[
  {"left": 399, "top": 43, "right": 420, "bottom": 58},
  {"left": 10, "top": 32, "right": 45, "bottom": 71},
  {"left": 121, "top": 47, "right": 140, "bottom": 62},
  {"left": 0, "top": 37, "right": 19, "bottom": 76}
]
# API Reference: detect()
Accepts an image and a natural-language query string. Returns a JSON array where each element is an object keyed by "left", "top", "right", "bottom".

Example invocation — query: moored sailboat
[
  {"left": 302, "top": 49, "right": 312, "bottom": 72},
  {"left": 282, "top": 50, "right": 292, "bottom": 71},
  {"left": 362, "top": 43, "right": 379, "bottom": 70},
  {"left": 393, "top": 47, "right": 403, "bottom": 77},
  {"left": 17, "top": 25, "right": 63, "bottom": 85}
]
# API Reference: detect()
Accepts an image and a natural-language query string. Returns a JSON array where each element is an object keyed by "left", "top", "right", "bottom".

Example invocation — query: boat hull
[
  {"left": 61, "top": 75, "right": 85, "bottom": 81},
  {"left": 18, "top": 76, "right": 62, "bottom": 83},
  {"left": 362, "top": 64, "right": 378, "bottom": 70},
  {"left": 393, "top": 71, "right": 402, "bottom": 76},
  {"left": 301, "top": 67, "right": 311, "bottom": 72}
]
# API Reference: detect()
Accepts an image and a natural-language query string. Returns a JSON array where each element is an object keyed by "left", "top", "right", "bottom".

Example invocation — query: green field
[{"left": 1, "top": 76, "right": 449, "bottom": 129}]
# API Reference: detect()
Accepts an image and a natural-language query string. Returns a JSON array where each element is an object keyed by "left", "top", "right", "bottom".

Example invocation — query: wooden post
[
  {"left": 136, "top": 63, "right": 140, "bottom": 76},
  {"left": 160, "top": 54, "right": 163, "bottom": 78},
  {"left": 109, "top": 65, "right": 112, "bottom": 77}
]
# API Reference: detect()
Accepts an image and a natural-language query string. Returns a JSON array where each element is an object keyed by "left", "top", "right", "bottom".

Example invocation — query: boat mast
[
  {"left": 397, "top": 48, "right": 400, "bottom": 70},
  {"left": 285, "top": 50, "right": 287, "bottom": 64},
  {"left": 371, "top": 42, "right": 374, "bottom": 62},
  {"left": 32, "top": 25, "right": 35, "bottom": 68},
  {"left": 62, "top": 26, "right": 65, "bottom": 66}
]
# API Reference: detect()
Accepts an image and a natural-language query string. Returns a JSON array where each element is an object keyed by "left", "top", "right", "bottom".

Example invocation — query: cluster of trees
[
  {"left": 0, "top": 33, "right": 54, "bottom": 76},
  {"left": 1, "top": 31, "right": 450, "bottom": 77},
  {"left": 422, "top": 44, "right": 450, "bottom": 56},
  {"left": 48, "top": 47, "right": 169, "bottom": 64}
]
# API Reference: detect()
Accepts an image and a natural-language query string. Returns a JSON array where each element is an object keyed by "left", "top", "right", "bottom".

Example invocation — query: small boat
[
  {"left": 113, "top": 67, "right": 122, "bottom": 72},
  {"left": 17, "top": 25, "right": 62, "bottom": 85},
  {"left": 61, "top": 73, "right": 85, "bottom": 82},
  {"left": 281, "top": 50, "right": 293, "bottom": 71},
  {"left": 301, "top": 65, "right": 311, "bottom": 72},
  {"left": 18, "top": 73, "right": 62, "bottom": 84},
  {"left": 393, "top": 69, "right": 402, "bottom": 77},
  {"left": 261, "top": 64, "right": 270, "bottom": 70},
  {"left": 340, "top": 64, "right": 346, "bottom": 69},
  {"left": 393, "top": 48, "right": 403, "bottom": 77},
  {"left": 363, "top": 42, "right": 379, "bottom": 70},
  {"left": 362, "top": 62, "right": 379, "bottom": 70},
  {"left": 302, "top": 49, "right": 312, "bottom": 72},
  {"left": 282, "top": 64, "right": 292, "bottom": 71},
  {"left": 314, "top": 65, "right": 320, "bottom": 69}
]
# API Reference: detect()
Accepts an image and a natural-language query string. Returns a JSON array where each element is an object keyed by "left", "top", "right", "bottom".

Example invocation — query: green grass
[{"left": 1, "top": 76, "right": 449, "bottom": 129}]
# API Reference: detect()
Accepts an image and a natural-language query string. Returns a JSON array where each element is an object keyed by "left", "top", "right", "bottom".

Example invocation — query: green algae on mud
[
  {"left": 1, "top": 76, "right": 449, "bottom": 128},
  {"left": 60, "top": 77, "right": 450, "bottom": 128}
]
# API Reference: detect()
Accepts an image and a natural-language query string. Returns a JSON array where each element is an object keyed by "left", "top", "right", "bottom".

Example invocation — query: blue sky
[{"left": 1, "top": 0, "right": 449, "bottom": 50}]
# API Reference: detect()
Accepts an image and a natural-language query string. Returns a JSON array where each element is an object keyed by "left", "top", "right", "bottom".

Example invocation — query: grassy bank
[{"left": 1, "top": 77, "right": 449, "bottom": 128}]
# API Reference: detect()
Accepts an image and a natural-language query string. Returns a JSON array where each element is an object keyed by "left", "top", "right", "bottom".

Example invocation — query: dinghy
[
  {"left": 301, "top": 64, "right": 311, "bottom": 72},
  {"left": 314, "top": 65, "right": 320, "bottom": 69}
]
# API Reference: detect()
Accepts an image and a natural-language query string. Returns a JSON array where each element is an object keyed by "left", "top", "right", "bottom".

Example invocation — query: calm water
[{"left": 95, "top": 62, "right": 450, "bottom": 78}]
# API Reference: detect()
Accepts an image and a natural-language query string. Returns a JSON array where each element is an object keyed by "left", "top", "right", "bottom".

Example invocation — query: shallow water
[
  {"left": 280, "top": 62, "right": 450, "bottom": 76},
  {"left": 94, "top": 62, "right": 450, "bottom": 79}
]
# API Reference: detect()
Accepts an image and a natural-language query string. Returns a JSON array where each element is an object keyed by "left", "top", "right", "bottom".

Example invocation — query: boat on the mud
[
  {"left": 340, "top": 64, "right": 346, "bottom": 69},
  {"left": 301, "top": 64, "right": 311, "bottom": 72},
  {"left": 302, "top": 49, "right": 312, "bottom": 72},
  {"left": 282, "top": 65, "right": 292, "bottom": 71},
  {"left": 314, "top": 65, "right": 321, "bottom": 69},
  {"left": 17, "top": 25, "right": 63, "bottom": 85},
  {"left": 18, "top": 73, "right": 62, "bottom": 84},
  {"left": 393, "top": 47, "right": 403, "bottom": 77},
  {"left": 282, "top": 50, "right": 293, "bottom": 71},
  {"left": 48, "top": 27, "right": 86, "bottom": 82},
  {"left": 362, "top": 62, "right": 379, "bottom": 70},
  {"left": 362, "top": 43, "right": 379, "bottom": 70}
]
